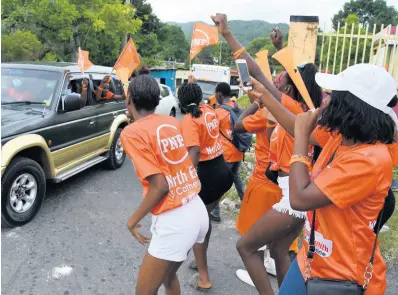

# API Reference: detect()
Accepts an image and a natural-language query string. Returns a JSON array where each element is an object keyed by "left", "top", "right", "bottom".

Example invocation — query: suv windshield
[
  {"left": 196, "top": 81, "right": 217, "bottom": 96},
  {"left": 1, "top": 68, "right": 61, "bottom": 105}
]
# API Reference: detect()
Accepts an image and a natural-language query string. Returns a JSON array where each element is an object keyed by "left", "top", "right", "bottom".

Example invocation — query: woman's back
[
  {"left": 181, "top": 104, "right": 223, "bottom": 162},
  {"left": 121, "top": 114, "right": 201, "bottom": 214}
]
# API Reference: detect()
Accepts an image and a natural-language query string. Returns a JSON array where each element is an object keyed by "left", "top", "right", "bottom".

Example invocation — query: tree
[
  {"left": 1, "top": 30, "right": 42, "bottom": 62},
  {"left": 1, "top": 0, "right": 142, "bottom": 65},
  {"left": 319, "top": 14, "right": 371, "bottom": 73},
  {"left": 157, "top": 25, "right": 189, "bottom": 62},
  {"left": 213, "top": 41, "right": 234, "bottom": 66},
  {"left": 332, "top": 0, "right": 398, "bottom": 30}
]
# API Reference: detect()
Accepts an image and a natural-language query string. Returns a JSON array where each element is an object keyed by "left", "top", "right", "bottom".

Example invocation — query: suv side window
[
  {"left": 90, "top": 73, "right": 121, "bottom": 105},
  {"left": 59, "top": 73, "right": 91, "bottom": 111},
  {"left": 160, "top": 86, "right": 170, "bottom": 98},
  {"left": 112, "top": 76, "right": 124, "bottom": 96}
]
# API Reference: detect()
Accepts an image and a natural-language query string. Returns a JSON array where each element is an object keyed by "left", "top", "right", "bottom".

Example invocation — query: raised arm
[
  {"left": 249, "top": 78, "right": 320, "bottom": 146},
  {"left": 211, "top": 14, "right": 282, "bottom": 102}
]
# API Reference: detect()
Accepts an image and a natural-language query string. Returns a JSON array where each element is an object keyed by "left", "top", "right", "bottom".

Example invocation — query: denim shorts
[{"left": 278, "top": 259, "right": 306, "bottom": 295}]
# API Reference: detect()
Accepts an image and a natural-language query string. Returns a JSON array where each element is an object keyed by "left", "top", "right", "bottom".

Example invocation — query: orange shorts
[{"left": 236, "top": 176, "right": 299, "bottom": 253}]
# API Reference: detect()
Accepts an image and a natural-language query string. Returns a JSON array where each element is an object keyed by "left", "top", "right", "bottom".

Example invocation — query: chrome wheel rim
[
  {"left": 115, "top": 138, "right": 125, "bottom": 161},
  {"left": 9, "top": 173, "right": 37, "bottom": 213}
]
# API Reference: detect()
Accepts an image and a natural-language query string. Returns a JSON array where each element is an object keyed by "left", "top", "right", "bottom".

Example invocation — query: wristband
[
  {"left": 253, "top": 100, "right": 261, "bottom": 109},
  {"left": 234, "top": 47, "right": 246, "bottom": 59},
  {"left": 82, "top": 87, "right": 87, "bottom": 91},
  {"left": 98, "top": 87, "right": 103, "bottom": 91},
  {"left": 266, "top": 122, "right": 277, "bottom": 128},
  {"left": 289, "top": 155, "right": 311, "bottom": 168}
]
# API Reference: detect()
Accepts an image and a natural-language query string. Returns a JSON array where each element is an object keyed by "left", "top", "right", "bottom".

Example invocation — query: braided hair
[{"left": 178, "top": 82, "right": 203, "bottom": 118}]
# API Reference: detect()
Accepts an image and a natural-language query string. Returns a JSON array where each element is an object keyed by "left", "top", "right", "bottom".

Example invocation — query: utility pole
[{"left": 219, "top": 41, "right": 222, "bottom": 65}]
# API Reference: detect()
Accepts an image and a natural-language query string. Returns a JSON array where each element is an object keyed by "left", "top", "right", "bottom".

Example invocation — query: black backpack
[{"left": 219, "top": 102, "right": 252, "bottom": 153}]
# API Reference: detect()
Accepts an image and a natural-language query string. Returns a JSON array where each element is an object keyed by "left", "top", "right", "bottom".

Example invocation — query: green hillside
[{"left": 168, "top": 20, "right": 289, "bottom": 46}]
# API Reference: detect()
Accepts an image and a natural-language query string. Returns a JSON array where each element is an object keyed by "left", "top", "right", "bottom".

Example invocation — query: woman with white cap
[{"left": 248, "top": 63, "right": 397, "bottom": 295}]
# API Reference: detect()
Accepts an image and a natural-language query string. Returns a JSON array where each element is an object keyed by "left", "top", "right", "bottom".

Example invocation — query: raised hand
[
  {"left": 271, "top": 28, "right": 283, "bottom": 50},
  {"left": 210, "top": 13, "right": 230, "bottom": 35}
]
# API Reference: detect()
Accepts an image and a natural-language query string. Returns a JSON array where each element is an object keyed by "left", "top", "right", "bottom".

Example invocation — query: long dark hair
[
  {"left": 178, "top": 82, "right": 203, "bottom": 118},
  {"left": 319, "top": 92, "right": 397, "bottom": 144}
]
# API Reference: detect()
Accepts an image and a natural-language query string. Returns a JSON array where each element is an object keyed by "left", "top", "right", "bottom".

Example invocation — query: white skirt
[{"left": 272, "top": 176, "right": 306, "bottom": 219}]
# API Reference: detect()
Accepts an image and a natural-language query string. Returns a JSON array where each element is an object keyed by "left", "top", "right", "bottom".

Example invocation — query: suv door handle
[{"left": 89, "top": 119, "right": 96, "bottom": 125}]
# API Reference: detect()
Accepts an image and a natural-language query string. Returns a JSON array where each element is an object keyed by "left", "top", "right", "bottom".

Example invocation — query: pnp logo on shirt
[
  {"left": 204, "top": 112, "right": 219, "bottom": 139},
  {"left": 157, "top": 124, "right": 188, "bottom": 165}
]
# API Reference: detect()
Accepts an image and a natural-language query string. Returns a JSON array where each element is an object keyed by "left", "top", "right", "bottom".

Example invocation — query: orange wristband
[
  {"left": 98, "top": 87, "right": 103, "bottom": 91},
  {"left": 253, "top": 100, "right": 261, "bottom": 109},
  {"left": 289, "top": 155, "right": 311, "bottom": 168},
  {"left": 234, "top": 47, "right": 246, "bottom": 59}
]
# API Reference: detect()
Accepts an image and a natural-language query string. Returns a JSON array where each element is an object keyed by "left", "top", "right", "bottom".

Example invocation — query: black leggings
[
  {"left": 374, "top": 188, "right": 395, "bottom": 233},
  {"left": 197, "top": 155, "right": 233, "bottom": 205}
]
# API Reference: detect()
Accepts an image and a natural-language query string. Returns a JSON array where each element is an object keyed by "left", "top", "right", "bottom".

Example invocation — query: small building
[
  {"left": 176, "top": 70, "right": 191, "bottom": 88},
  {"left": 150, "top": 67, "right": 177, "bottom": 95}
]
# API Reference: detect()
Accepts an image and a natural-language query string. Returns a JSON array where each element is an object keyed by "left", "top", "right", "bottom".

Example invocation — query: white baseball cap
[{"left": 315, "top": 64, "right": 397, "bottom": 114}]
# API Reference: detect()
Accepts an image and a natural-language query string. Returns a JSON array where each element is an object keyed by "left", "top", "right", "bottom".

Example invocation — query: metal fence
[{"left": 317, "top": 23, "right": 398, "bottom": 85}]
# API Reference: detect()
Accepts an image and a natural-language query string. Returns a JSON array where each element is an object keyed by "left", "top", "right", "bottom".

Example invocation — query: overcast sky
[{"left": 147, "top": 0, "right": 398, "bottom": 30}]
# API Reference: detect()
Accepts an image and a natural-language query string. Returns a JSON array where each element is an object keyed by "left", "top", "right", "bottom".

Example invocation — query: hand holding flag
[{"left": 78, "top": 48, "right": 94, "bottom": 74}]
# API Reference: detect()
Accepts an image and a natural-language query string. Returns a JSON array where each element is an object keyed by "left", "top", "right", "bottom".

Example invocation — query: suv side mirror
[{"left": 64, "top": 93, "right": 81, "bottom": 112}]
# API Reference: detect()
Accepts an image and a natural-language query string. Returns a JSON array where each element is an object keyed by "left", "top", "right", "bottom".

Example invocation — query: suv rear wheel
[
  {"left": 1, "top": 157, "right": 46, "bottom": 227},
  {"left": 106, "top": 128, "right": 126, "bottom": 170}
]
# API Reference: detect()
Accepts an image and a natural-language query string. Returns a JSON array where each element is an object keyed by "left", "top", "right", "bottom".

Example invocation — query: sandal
[{"left": 189, "top": 273, "right": 212, "bottom": 291}]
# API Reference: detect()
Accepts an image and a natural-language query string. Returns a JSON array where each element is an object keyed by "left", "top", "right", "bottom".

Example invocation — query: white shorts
[
  {"left": 148, "top": 195, "right": 209, "bottom": 262},
  {"left": 272, "top": 176, "right": 306, "bottom": 219}
]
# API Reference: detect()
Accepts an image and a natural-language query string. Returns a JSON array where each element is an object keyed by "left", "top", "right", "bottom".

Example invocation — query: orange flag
[
  {"left": 255, "top": 50, "right": 272, "bottom": 81},
  {"left": 190, "top": 23, "right": 219, "bottom": 61},
  {"left": 113, "top": 39, "right": 140, "bottom": 84},
  {"left": 78, "top": 47, "right": 94, "bottom": 74}
]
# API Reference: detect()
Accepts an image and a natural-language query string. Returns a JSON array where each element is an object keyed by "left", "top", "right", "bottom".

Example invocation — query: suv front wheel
[
  {"left": 1, "top": 157, "right": 46, "bottom": 227},
  {"left": 106, "top": 128, "right": 126, "bottom": 170}
]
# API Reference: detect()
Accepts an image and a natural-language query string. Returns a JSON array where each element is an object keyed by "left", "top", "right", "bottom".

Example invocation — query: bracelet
[
  {"left": 289, "top": 155, "right": 311, "bottom": 168},
  {"left": 253, "top": 100, "right": 261, "bottom": 109},
  {"left": 233, "top": 47, "right": 246, "bottom": 59},
  {"left": 82, "top": 87, "right": 87, "bottom": 91},
  {"left": 266, "top": 122, "right": 277, "bottom": 128},
  {"left": 98, "top": 87, "right": 103, "bottom": 91}
]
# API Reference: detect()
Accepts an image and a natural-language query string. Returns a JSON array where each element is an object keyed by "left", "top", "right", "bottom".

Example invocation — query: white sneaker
[
  {"left": 236, "top": 269, "right": 255, "bottom": 287},
  {"left": 265, "top": 256, "right": 276, "bottom": 276}
]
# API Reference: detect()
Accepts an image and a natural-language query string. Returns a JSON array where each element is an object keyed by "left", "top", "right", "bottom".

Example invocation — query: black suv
[{"left": 1, "top": 62, "right": 130, "bottom": 227}]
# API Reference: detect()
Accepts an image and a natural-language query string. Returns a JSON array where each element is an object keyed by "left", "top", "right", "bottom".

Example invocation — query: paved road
[{"left": 1, "top": 110, "right": 397, "bottom": 294}]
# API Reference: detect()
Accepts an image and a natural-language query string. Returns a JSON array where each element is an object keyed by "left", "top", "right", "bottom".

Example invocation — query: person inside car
[{"left": 95, "top": 75, "right": 123, "bottom": 101}]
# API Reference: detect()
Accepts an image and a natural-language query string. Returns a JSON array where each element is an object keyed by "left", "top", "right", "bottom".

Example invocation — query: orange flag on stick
[
  {"left": 190, "top": 23, "right": 219, "bottom": 61},
  {"left": 255, "top": 50, "right": 272, "bottom": 81},
  {"left": 272, "top": 47, "right": 315, "bottom": 110},
  {"left": 78, "top": 47, "right": 94, "bottom": 74},
  {"left": 113, "top": 38, "right": 140, "bottom": 84}
]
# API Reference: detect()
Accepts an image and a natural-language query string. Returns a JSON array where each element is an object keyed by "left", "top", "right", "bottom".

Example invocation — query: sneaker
[
  {"left": 264, "top": 256, "right": 276, "bottom": 276},
  {"left": 380, "top": 225, "right": 390, "bottom": 233},
  {"left": 236, "top": 269, "right": 255, "bottom": 287},
  {"left": 209, "top": 213, "right": 221, "bottom": 223}
]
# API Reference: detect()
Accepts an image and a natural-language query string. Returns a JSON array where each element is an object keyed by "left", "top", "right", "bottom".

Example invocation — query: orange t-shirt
[
  {"left": 181, "top": 104, "right": 224, "bottom": 162},
  {"left": 297, "top": 126, "right": 392, "bottom": 295},
  {"left": 270, "top": 94, "right": 310, "bottom": 173},
  {"left": 120, "top": 114, "right": 201, "bottom": 215},
  {"left": 242, "top": 107, "right": 270, "bottom": 181},
  {"left": 216, "top": 101, "right": 244, "bottom": 163}
]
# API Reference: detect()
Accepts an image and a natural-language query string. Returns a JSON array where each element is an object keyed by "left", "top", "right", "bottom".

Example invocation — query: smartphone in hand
[{"left": 236, "top": 59, "right": 252, "bottom": 91}]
